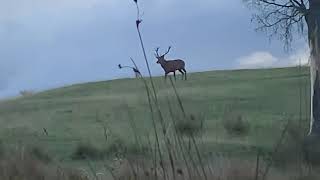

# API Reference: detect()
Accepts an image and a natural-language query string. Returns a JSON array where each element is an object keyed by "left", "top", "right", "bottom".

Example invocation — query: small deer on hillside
[{"left": 155, "top": 46, "right": 187, "bottom": 80}]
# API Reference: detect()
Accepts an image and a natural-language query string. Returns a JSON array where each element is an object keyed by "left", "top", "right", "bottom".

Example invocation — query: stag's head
[{"left": 155, "top": 46, "right": 171, "bottom": 64}]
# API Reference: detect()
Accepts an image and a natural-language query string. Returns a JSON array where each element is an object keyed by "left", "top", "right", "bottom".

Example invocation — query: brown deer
[{"left": 155, "top": 46, "right": 187, "bottom": 80}]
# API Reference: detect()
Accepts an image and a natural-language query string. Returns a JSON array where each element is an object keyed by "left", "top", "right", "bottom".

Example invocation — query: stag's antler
[
  {"left": 155, "top": 46, "right": 172, "bottom": 57},
  {"left": 154, "top": 47, "right": 160, "bottom": 57},
  {"left": 163, "top": 46, "right": 171, "bottom": 56}
]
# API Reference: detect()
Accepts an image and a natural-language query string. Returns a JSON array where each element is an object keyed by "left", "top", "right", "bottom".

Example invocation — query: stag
[{"left": 155, "top": 46, "right": 187, "bottom": 80}]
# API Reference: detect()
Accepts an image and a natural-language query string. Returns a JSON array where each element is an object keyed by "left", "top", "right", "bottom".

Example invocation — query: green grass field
[{"left": 0, "top": 67, "right": 311, "bottom": 165}]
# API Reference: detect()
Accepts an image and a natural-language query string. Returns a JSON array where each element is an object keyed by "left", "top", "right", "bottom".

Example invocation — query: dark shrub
[
  {"left": 175, "top": 114, "right": 204, "bottom": 136},
  {"left": 71, "top": 143, "right": 103, "bottom": 160},
  {"left": 29, "top": 146, "right": 52, "bottom": 163},
  {"left": 223, "top": 113, "right": 250, "bottom": 136}
]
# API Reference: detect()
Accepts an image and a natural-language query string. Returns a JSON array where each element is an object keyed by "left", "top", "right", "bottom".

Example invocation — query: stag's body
[
  {"left": 155, "top": 47, "right": 187, "bottom": 80},
  {"left": 158, "top": 59, "right": 187, "bottom": 80}
]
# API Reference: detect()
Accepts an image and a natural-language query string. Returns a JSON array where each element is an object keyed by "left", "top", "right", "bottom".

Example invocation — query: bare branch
[
  {"left": 259, "top": 0, "right": 307, "bottom": 14},
  {"left": 300, "top": 0, "right": 306, "bottom": 8},
  {"left": 260, "top": 0, "right": 293, "bottom": 8},
  {"left": 245, "top": 0, "right": 308, "bottom": 50},
  {"left": 290, "top": 0, "right": 302, "bottom": 6},
  {"left": 290, "top": 0, "right": 308, "bottom": 14}
]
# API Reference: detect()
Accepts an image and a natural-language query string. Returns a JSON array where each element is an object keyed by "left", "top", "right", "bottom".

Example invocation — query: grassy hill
[{"left": 0, "top": 67, "right": 311, "bottom": 164}]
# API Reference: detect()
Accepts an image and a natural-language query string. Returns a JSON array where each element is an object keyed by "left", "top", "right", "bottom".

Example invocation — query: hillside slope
[{"left": 0, "top": 67, "right": 310, "bottom": 160}]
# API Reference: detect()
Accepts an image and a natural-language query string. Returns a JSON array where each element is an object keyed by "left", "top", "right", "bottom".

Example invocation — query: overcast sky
[{"left": 0, "top": 0, "right": 309, "bottom": 98}]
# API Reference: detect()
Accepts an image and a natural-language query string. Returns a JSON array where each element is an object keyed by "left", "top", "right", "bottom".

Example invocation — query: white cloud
[
  {"left": 236, "top": 45, "right": 310, "bottom": 69},
  {"left": 236, "top": 51, "right": 279, "bottom": 69}
]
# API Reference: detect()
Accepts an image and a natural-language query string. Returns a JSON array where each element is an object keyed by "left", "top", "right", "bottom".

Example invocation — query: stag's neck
[{"left": 159, "top": 60, "right": 168, "bottom": 68}]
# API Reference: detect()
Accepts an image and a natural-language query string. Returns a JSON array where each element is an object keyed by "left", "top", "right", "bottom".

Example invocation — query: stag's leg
[
  {"left": 165, "top": 72, "right": 169, "bottom": 81},
  {"left": 182, "top": 68, "right": 187, "bottom": 80},
  {"left": 178, "top": 69, "right": 184, "bottom": 80}
]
